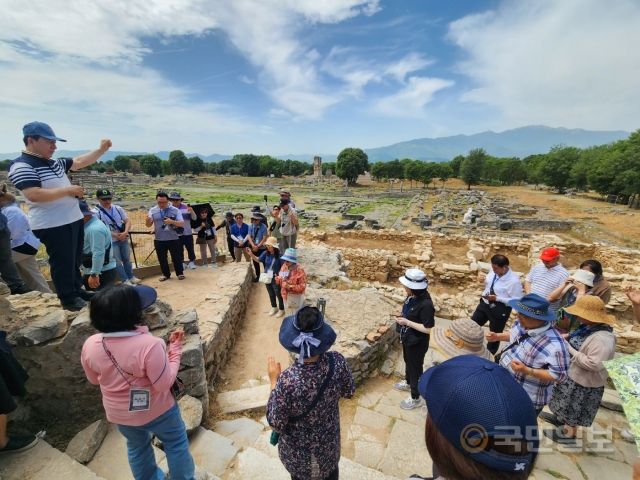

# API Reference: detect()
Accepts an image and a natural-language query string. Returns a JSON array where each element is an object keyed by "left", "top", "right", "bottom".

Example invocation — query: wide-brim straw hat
[
  {"left": 431, "top": 319, "right": 493, "bottom": 361},
  {"left": 564, "top": 295, "right": 616, "bottom": 326},
  {"left": 264, "top": 236, "right": 279, "bottom": 250},
  {"left": 570, "top": 269, "right": 595, "bottom": 287}
]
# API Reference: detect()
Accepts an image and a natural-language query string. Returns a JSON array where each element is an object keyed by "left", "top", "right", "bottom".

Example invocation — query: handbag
[
  {"left": 259, "top": 271, "right": 273, "bottom": 284},
  {"left": 171, "top": 376, "right": 186, "bottom": 400},
  {"left": 271, "top": 353, "right": 335, "bottom": 445}
]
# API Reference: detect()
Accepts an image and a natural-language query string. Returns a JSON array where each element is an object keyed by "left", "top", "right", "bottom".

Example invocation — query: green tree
[
  {"left": 0, "top": 159, "right": 12, "bottom": 171},
  {"left": 129, "top": 159, "right": 141, "bottom": 174},
  {"left": 336, "top": 147, "right": 369, "bottom": 185},
  {"left": 449, "top": 155, "right": 465, "bottom": 177},
  {"left": 436, "top": 163, "right": 453, "bottom": 188},
  {"left": 113, "top": 155, "right": 131, "bottom": 172},
  {"left": 460, "top": 148, "right": 487, "bottom": 189},
  {"left": 169, "top": 150, "right": 189, "bottom": 175},
  {"left": 139, "top": 155, "right": 162, "bottom": 177},
  {"left": 232, "top": 154, "right": 260, "bottom": 176},
  {"left": 539, "top": 146, "right": 580, "bottom": 193},
  {"left": 322, "top": 162, "right": 336, "bottom": 175},
  {"left": 189, "top": 156, "right": 205, "bottom": 175}
]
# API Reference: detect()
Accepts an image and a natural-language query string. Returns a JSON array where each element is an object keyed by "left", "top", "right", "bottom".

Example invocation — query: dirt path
[{"left": 218, "top": 282, "right": 292, "bottom": 391}]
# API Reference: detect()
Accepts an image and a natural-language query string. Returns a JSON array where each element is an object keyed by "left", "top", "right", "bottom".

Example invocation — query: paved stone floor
[{"left": 338, "top": 356, "right": 637, "bottom": 480}]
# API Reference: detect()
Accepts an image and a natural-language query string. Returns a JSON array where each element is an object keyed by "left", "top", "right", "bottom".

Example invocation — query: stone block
[
  {"left": 173, "top": 309, "right": 199, "bottom": 334},
  {"left": 141, "top": 304, "right": 168, "bottom": 330},
  {"left": 189, "top": 427, "right": 241, "bottom": 477},
  {"left": 180, "top": 335, "right": 204, "bottom": 368},
  {"left": 65, "top": 419, "right": 109, "bottom": 464},
  {"left": 366, "top": 331, "right": 382, "bottom": 343},
  {"left": 577, "top": 456, "right": 632, "bottom": 480},
  {"left": 601, "top": 388, "right": 623, "bottom": 412},
  {"left": 178, "top": 395, "right": 204, "bottom": 434},
  {"left": 378, "top": 419, "right": 431, "bottom": 477},
  {"left": 214, "top": 417, "right": 264, "bottom": 448},
  {"left": 9, "top": 310, "right": 68, "bottom": 346},
  {"left": 353, "top": 406, "right": 392, "bottom": 430},
  {"left": 0, "top": 440, "right": 105, "bottom": 480},
  {"left": 216, "top": 384, "right": 271, "bottom": 414},
  {"left": 225, "top": 447, "right": 288, "bottom": 479}
]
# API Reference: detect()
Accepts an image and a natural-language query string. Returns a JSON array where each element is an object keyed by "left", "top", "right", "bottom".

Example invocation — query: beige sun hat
[
  {"left": 431, "top": 318, "right": 493, "bottom": 361},
  {"left": 264, "top": 236, "right": 280, "bottom": 250},
  {"left": 564, "top": 295, "right": 616, "bottom": 326},
  {"left": 571, "top": 269, "right": 595, "bottom": 287}
]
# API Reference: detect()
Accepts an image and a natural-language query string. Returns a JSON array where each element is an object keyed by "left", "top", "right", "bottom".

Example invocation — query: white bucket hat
[
  {"left": 571, "top": 269, "right": 595, "bottom": 287},
  {"left": 399, "top": 268, "right": 428, "bottom": 290}
]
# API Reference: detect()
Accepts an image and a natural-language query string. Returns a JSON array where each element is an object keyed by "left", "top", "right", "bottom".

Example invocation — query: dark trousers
[
  {"left": 0, "top": 228, "right": 26, "bottom": 292},
  {"left": 266, "top": 281, "right": 284, "bottom": 310},
  {"left": 403, "top": 337, "right": 429, "bottom": 400},
  {"left": 180, "top": 235, "right": 196, "bottom": 263},
  {"left": 155, "top": 240, "right": 184, "bottom": 278},
  {"left": 33, "top": 219, "right": 84, "bottom": 304},
  {"left": 292, "top": 467, "right": 338, "bottom": 480},
  {"left": 83, "top": 267, "right": 118, "bottom": 291},
  {"left": 226, "top": 236, "right": 235, "bottom": 261},
  {"left": 472, "top": 301, "right": 512, "bottom": 355},
  {"left": 252, "top": 248, "right": 266, "bottom": 278}
]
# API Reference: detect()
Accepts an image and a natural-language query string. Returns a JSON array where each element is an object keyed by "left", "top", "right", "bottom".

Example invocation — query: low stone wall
[{"left": 2, "top": 262, "right": 253, "bottom": 446}]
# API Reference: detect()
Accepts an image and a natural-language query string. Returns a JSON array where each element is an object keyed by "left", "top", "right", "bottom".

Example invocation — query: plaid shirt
[{"left": 499, "top": 321, "right": 570, "bottom": 409}]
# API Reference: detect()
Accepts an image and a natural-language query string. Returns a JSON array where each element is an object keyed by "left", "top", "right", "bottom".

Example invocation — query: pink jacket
[{"left": 81, "top": 326, "right": 182, "bottom": 426}]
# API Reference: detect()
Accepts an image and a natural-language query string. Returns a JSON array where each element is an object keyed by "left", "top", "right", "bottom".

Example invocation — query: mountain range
[{"left": 0, "top": 126, "right": 630, "bottom": 164}]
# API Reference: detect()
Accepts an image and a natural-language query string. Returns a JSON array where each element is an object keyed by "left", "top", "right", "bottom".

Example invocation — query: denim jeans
[
  {"left": 117, "top": 403, "right": 195, "bottom": 480},
  {"left": 112, "top": 239, "right": 134, "bottom": 281}
]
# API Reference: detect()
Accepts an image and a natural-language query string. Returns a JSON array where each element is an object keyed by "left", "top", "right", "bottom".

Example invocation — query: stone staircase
[{"left": 0, "top": 439, "right": 106, "bottom": 480}]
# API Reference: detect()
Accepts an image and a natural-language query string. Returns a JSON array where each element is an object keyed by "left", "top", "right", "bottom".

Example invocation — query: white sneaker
[
  {"left": 400, "top": 397, "right": 422, "bottom": 410},
  {"left": 278, "top": 309, "right": 285, "bottom": 317},
  {"left": 393, "top": 380, "right": 411, "bottom": 392},
  {"left": 129, "top": 277, "right": 142, "bottom": 285},
  {"left": 123, "top": 279, "right": 133, "bottom": 286},
  {"left": 188, "top": 262, "right": 197, "bottom": 270},
  {"left": 267, "top": 307, "right": 278, "bottom": 316}
]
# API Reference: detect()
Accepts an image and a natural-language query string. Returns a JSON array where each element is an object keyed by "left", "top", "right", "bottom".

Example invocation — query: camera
[{"left": 117, "top": 224, "right": 126, "bottom": 233}]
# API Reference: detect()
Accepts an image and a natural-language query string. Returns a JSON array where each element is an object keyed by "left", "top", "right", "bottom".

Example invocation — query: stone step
[
  {"left": 223, "top": 447, "right": 402, "bottom": 480},
  {"left": 216, "top": 384, "right": 271, "bottom": 414},
  {"left": 0, "top": 439, "right": 106, "bottom": 480},
  {"left": 86, "top": 424, "right": 166, "bottom": 480}
]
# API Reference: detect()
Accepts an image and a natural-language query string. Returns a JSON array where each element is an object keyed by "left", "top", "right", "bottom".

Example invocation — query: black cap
[
  {"left": 225, "top": 211, "right": 233, "bottom": 218},
  {"left": 279, "top": 198, "right": 289, "bottom": 206},
  {"left": 96, "top": 188, "right": 112, "bottom": 199}
]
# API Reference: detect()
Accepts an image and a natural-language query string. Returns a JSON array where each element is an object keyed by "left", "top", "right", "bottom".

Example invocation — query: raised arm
[{"left": 70, "top": 139, "right": 112, "bottom": 171}]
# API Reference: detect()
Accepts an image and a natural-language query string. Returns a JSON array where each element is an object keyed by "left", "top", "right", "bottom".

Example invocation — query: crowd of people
[{"left": 2, "top": 121, "right": 640, "bottom": 480}]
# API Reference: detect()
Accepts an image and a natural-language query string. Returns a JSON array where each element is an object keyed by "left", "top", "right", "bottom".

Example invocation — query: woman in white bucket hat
[{"left": 393, "top": 268, "right": 436, "bottom": 410}]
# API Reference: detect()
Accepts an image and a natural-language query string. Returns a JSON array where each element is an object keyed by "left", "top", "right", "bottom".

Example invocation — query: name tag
[{"left": 129, "top": 389, "right": 151, "bottom": 411}]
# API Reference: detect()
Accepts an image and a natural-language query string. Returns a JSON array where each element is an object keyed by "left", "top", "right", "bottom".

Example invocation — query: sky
[{"left": 0, "top": 0, "right": 638, "bottom": 156}]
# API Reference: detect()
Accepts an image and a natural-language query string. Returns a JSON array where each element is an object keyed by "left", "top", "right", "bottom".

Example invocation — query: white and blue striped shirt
[{"left": 525, "top": 263, "right": 569, "bottom": 312}]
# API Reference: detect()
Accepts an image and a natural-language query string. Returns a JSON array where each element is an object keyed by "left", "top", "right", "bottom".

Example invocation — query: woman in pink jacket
[{"left": 81, "top": 284, "right": 194, "bottom": 480}]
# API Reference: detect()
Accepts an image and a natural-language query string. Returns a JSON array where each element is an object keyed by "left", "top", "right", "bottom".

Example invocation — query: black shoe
[
  {"left": 61, "top": 297, "right": 87, "bottom": 311},
  {"left": 10, "top": 285, "right": 32, "bottom": 295},
  {"left": 78, "top": 290, "right": 95, "bottom": 301},
  {"left": 0, "top": 434, "right": 38, "bottom": 455},
  {"left": 539, "top": 411, "right": 563, "bottom": 427},
  {"left": 543, "top": 427, "right": 576, "bottom": 445}
]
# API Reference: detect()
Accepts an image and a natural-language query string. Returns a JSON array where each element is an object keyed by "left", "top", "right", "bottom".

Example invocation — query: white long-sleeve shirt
[
  {"left": 1, "top": 202, "right": 41, "bottom": 250},
  {"left": 481, "top": 267, "right": 524, "bottom": 306}
]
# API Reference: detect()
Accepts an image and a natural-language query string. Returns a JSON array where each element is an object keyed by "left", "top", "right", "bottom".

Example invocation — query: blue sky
[{"left": 0, "top": 0, "right": 638, "bottom": 156}]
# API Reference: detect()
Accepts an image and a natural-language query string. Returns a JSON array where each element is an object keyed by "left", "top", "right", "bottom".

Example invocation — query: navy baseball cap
[
  {"left": 419, "top": 355, "right": 538, "bottom": 472},
  {"left": 22, "top": 121, "right": 66, "bottom": 142},
  {"left": 133, "top": 285, "right": 157, "bottom": 310},
  {"left": 78, "top": 200, "right": 93, "bottom": 216}
]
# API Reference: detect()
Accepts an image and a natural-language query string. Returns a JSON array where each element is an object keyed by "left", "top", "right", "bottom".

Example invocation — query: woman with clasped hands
[{"left": 81, "top": 284, "right": 195, "bottom": 480}]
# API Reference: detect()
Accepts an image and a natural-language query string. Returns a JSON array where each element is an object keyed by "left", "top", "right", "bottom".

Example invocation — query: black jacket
[{"left": 397, "top": 291, "right": 435, "bottom": 346}]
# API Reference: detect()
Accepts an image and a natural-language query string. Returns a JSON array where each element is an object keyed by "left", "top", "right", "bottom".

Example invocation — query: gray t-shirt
[
  {"left": 148, "top": 205, "right": 181, "bottom": 241},
  {"left": 280, "top": 207, "right": 297, "bottom": 236}
]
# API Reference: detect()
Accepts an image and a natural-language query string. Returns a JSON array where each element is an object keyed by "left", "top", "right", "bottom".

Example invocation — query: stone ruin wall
[
  {"left": 304, "top": 229, "right": 640, "bottom": 353},
  {"left": 1, "top": 263, "right": 254, "bottom": 441}
]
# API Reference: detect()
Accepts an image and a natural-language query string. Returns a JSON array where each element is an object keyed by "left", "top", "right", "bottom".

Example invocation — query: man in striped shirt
[
  {"left": 8, "top": 122, "right": 112, "bottom": 311},
  {"left": 524, "top": 247, "right": 569, "bottom": 314}
]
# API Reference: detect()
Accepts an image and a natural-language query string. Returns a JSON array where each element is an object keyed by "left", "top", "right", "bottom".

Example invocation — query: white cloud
[
  {"left": 0, "top": 0, "right": 383, "bottom": 123},
  {"left": 238, "top": 75, "right": 255, "bottom": 85},
  {"left": 373, "top": 77, "right": 454, "bottom": 118},
  {"left": 0, "top": 56, "right": 253, "bottom": 152},
  {"left": 448, "top": 0, "right": 640, "bottom": 131}
]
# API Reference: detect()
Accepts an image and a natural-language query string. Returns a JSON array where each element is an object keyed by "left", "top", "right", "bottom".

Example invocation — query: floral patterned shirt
[{"left": 266, "top": 351, "right": 355, "bottom": 479}]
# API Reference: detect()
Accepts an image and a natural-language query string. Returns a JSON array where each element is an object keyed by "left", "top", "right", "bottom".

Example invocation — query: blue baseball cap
[
  {"left": 133, "top": 285, "right": 157, "bottom": 310},
  {"left": 419, "top": 355, "right": 538, "bottom": 473},
  {"left": 22, "top": 121, "right": 67, "bottom": 142},
  {"left": 508, "top": 293, "right": 556, "bottom": 322}
]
